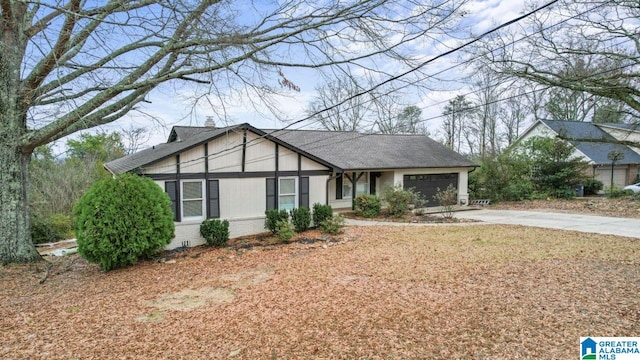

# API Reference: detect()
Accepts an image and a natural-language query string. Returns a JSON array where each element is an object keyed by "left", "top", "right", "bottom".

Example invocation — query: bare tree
[
  {"left": 0, "top": 1, "right": 469, "bottom": 262},
  {"left": 501, "top": 90, "right": 528, "bottom": 146},
  {"left": 442, "top": 95, "right": 474, "bottom": 152},
  {"left": 121, "top": 126, "right": 151, "bottom": 155},
  {"left": 372, "top": 89, "right": 403, "bottom": 134},
  {"left": 306, "top": 75, "right": 369, "bottom": 132},
  {"left": 470, "top": 69, "right": 503, "bottom": 156},
  {"left": 484, "top": 0, "right": 640, "bottom": 118}
]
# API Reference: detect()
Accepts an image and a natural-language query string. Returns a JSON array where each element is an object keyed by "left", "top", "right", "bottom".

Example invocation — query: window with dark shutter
[
  {"left": 165, "top": 181, "right": 179, "bottom": 221},
  {"left": 207, "top": 180, "right": 220, "bottom": 218},
  {"left": 299, "top": 177, "right": 309, "bottom": 208},
  {"left": 266, "top": 178, "right": 276, "bottom": 210},
  {"left": 336, "top": 174, "right": 343, "bottom": 200}
]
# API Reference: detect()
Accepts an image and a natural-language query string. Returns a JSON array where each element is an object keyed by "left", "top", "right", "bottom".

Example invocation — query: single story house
[
  {"left": 517, "top": 120, "right": 640, "bottom": 188},
  {"left": 105, "top": 123, "right": 476, "bottom": 249}
]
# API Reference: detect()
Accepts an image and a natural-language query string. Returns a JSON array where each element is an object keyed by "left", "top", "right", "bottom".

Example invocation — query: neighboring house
[
  {"left": 518, "top": 120, "right": 640, "bottom": 188},
  {"left": 105, "top": 123, "right": 476, "bottom": 249}
]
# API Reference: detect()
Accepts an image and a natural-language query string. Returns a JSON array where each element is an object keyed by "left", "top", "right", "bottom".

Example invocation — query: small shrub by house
[
  {"left": 319, "top": 214, "right": 345, "bottom": 235},
  {"left": 265, "top": 209, "right": 289, "bottom": 234},
  {"left": 312, "top": 203, "right": 333, "bottom": 227},
  {"left": 200, "top": 219, "right": 230, "bottom": 247},
  {"left": 354, "top": 194, "right": 381, "bottom": 218},
  {"left": 290, "top": 207, "right": 311, "bottom": 232}
]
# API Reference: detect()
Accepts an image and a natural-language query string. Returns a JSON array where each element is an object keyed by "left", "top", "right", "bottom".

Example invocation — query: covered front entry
[{"left": 403, "top": 173, "right": 458, "bottom": 205}]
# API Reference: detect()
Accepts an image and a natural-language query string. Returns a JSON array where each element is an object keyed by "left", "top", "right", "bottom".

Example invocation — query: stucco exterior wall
[
  {"left": 142, "top": 156, "right": 177, "bottom": 174},
  {"left": 168, "top": 217, "right": 266, "bottom": 250},
  {"left": 278, "top": 146, "right": 298, "bottom": 171},
  {"left": 208, "top": 131, "right": 243, "bottom": 172},
  {"left": 244, "top": 132, "right": 275, "bottom": 172},
  {"left": 219, "top": 177, "right": 266, "bottom": 218},
  {"left": 155, "top": 174, "right": 329, "bottom": 250},
  {"left": 302, "top": 156, "right": 329, "bottom": 171},
  {"left": 309, "top": 176, "right": 328, "bottom": 206},
  {"left": 180, "top": 145, "right": 205, "bottom": 173}
]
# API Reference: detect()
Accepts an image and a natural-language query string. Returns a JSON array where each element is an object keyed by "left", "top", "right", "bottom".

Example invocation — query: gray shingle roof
[
  {"left": 105, "top": 126, "right": 235, "bottom": 174},
  {"left": 270, "top": 129, "right": 476, "bottom": 170},
  {"left": 105, "top": 123, "right": 476, "bottom": 174},
  {"left": 540, "top": 120, "right": 640, "bottom": 165}
]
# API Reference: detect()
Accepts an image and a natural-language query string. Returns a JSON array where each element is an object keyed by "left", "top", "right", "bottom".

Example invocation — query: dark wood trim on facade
[
  {"left": 275, "top": 143, "right": 279, "bottom": 209},
  {"left": 204, "top": 143, "right": 209, "bottom": 173},
  {"left": 241, "top": 129, "right": 247, "bottom": 172},
  {"left": 175, "top": 155, "right": 181, "bottom": 221},
  {"left": 145, "top": 170, "right": 331, "bottom": 181}
]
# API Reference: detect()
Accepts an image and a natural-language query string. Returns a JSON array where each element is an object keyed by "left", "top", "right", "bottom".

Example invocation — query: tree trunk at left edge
[{"left": 0, "top": 141, "right": 40, "bottom": 263}]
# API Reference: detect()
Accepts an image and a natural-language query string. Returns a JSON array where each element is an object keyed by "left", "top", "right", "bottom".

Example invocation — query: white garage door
[{"left": 595, "top": 167, "right": 627, "bottom": 188}]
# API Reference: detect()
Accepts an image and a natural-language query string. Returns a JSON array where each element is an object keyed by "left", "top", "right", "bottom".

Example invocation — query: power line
[
  {"left": 140, "top": 0, "right": 565, "bottom": 171},
  {"left": 141, "top": 0, "right": 639, "bottom": 171}
]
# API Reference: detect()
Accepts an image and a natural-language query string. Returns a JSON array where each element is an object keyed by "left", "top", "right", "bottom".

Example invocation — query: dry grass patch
[
  {"left": 1, "top": 225, "right": 638, "bottom": 359},
  {"left": 490, "top": 197, "right": 640, "bottom": 218}
]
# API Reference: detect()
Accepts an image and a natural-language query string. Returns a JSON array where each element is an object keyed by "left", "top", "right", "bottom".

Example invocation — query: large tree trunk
[
  {"left": 0, "top": 3, "right": 39, "bottom": 263},
  {"left": 0, "top": 141, "right": 40, "bottom": 263}
]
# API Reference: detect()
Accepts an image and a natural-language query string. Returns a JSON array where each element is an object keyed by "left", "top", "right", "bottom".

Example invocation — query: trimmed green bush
[
  {"left": 319, "top": 215, "right": 345, "bottom": 235},
  {"left": 354, "top": 194, "right": 381, "bottom": 218},
  {"left": 290, "top": 207, "right": 311, "bottom": 232},
  {"left": 73, "top": 173, "right": 175, "bottom": 272},
  {"left": 312, "top": 203, "right": 333, "bottom": 227},
  {"left": 200, "top": 219, "right": 230, "bottom": 247},
  {"left": 276, "top": 220, "right": 296, "bottom": 241},
  {"left": 584, "top": 179, "right": 603, "bottom": 196},
  {"left": 383, "top": 185, "right": 420, "bottom": 217},
  {"left": 265, "top": 209, "right": 289, "bottom": 234}
]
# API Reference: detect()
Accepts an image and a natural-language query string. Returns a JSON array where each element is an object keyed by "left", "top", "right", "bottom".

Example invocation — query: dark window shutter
[
  {"left": 266, "top": 178, "right": 276, "bottom": 210},
  {"left": 299, "top": 177, "right": 309, "bottom": 208},
  {"left": 165, "top": 181, "right": 178, "bottom": 221},
  {"left": 208, "top": 180, "right": 220, "bottom": 218},
  {"left": 336, "top": 175, "right": 343, "bottom": 200}
]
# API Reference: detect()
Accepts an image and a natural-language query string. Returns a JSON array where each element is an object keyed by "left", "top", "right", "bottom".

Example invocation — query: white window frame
[
  {"left": 278, "top": 177, "right": 298, "bottom": 211},
  {"left": 356, "top": 173, "right": 369, "bottom": 197},
  {"left": 181, "top": 180, "right": 206, "bottom": 221},
  {"left": 343, "top": 172, "right": 369, "bottom": 199},
  {"left": 342, "top": 180, "right": 353, "bottom": 199}
]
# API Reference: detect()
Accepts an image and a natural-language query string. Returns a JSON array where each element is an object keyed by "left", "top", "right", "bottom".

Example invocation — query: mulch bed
[{"left": 341, "top": 209, "right": 479, "bottom": 223}]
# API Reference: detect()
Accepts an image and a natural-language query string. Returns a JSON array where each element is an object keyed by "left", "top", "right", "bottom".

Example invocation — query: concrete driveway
[
  {"left": 453, "top": 209, "right": 640, "bottom": 239},
  {"left": 344, "top": 209, "right": 640, "bottom": 239}
]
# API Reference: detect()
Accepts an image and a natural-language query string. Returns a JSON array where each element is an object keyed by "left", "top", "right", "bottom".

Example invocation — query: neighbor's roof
[
  {"left": 539, "top": 120, "right": 640, "bottom": 165},
  {"left": 105, "top": 123, "right": 476, "bottom": 174}
]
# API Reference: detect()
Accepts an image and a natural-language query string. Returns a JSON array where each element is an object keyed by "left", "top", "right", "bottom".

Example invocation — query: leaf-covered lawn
[{"left": 2, "top": 225, "right": 639, "bottom": 359}]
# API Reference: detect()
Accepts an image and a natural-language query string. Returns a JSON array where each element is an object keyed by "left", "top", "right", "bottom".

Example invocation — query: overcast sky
[{"left": 87, "top": 0, "right": 531, "bottom": 151}]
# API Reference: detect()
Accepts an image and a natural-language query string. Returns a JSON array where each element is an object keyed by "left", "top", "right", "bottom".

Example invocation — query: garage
[
  {"left": 403, "top": 173, "right": 458, "bottom": 206},
  {"left": 594, "top": 167, "right": 627, "bottom": 189}
]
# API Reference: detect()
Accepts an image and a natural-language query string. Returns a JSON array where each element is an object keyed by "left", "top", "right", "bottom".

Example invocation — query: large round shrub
[{"left": 73, "top": 174, "right": 175, "bottom": 271}]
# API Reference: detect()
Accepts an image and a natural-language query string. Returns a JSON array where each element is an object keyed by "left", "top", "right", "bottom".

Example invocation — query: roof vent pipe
[{"left": 204, "top": 116, "right": 215, "bottom": 127}]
